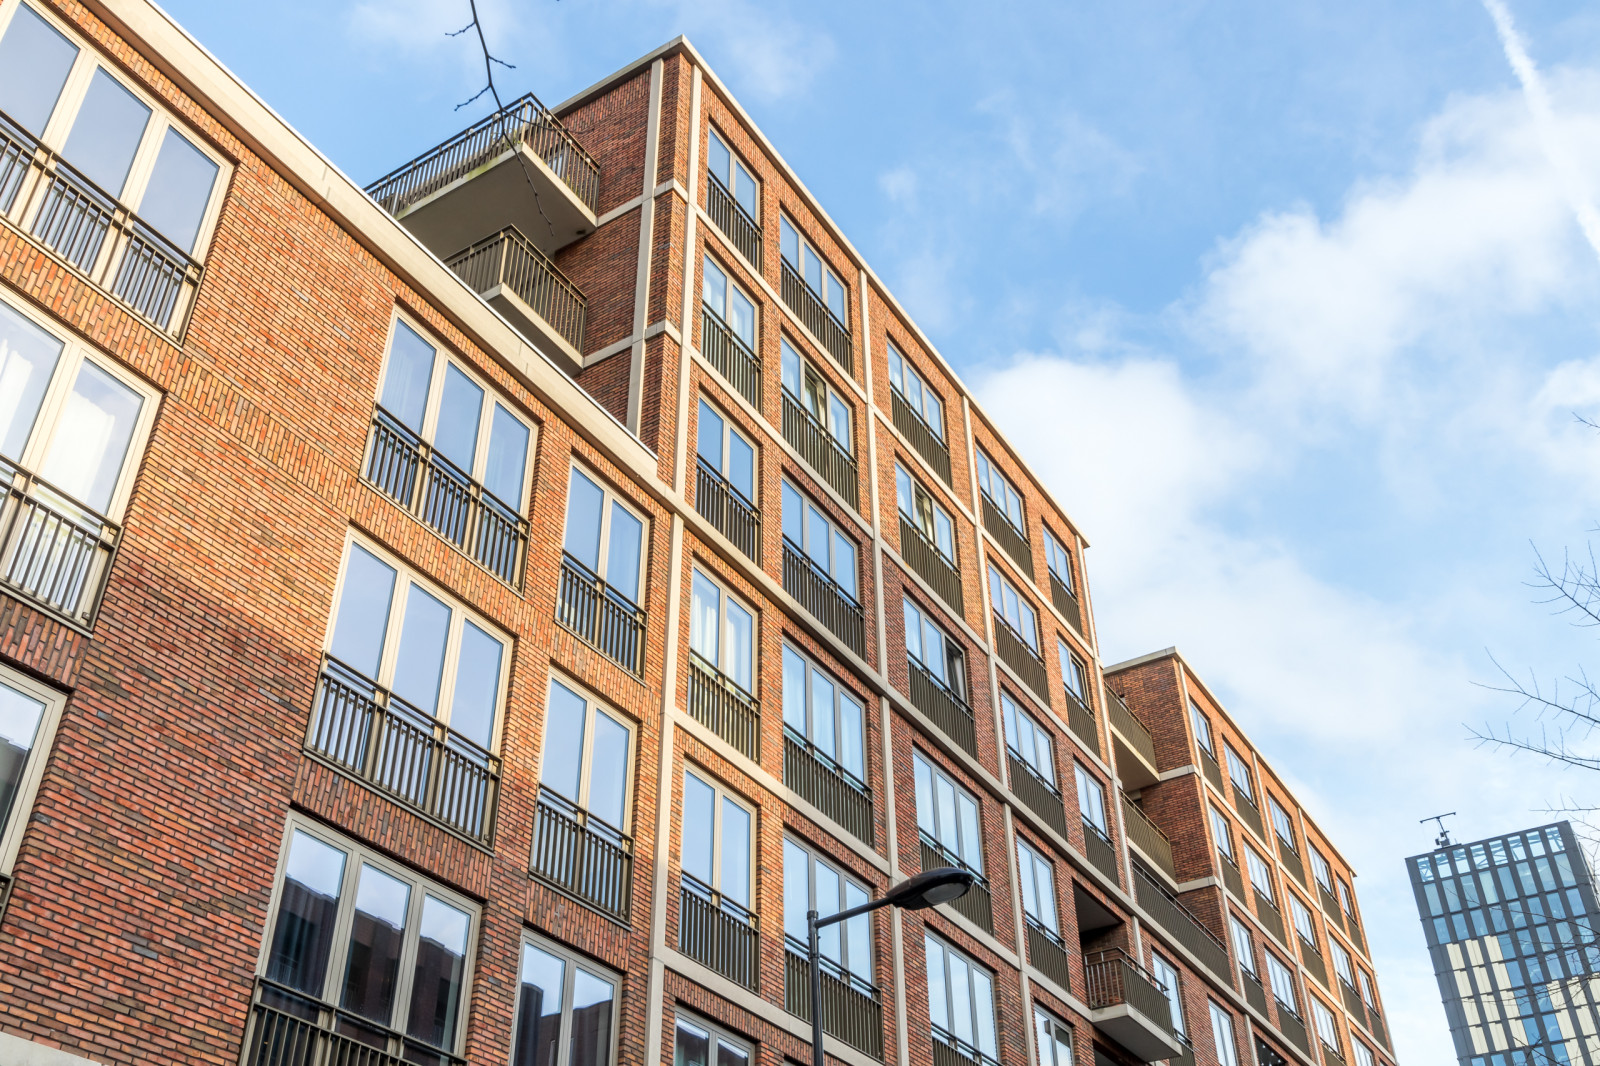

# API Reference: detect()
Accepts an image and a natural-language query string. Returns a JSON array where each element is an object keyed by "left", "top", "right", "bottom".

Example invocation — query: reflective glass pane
[
  {"left": 838, "top": 696, "right": 864, "bottom": 780},
  {"left": 727, "top": 430, "right": 754, "bottom": 501},
  {"left": 511, "top": 942, "right": 565, "bottom": 1066},
  {"left": 701, "top": 257, "right": 727, "bottom": 320},
  {"left": 958, "top": 793, "right": 982, "bottom": 871},
  {"left": 811, "top": 672, "right": 835, "bottom": 758},
  {"left": 904, "top": 601, "right": 923, "bottom": 662},
  {"left": 782, "top": 647, "right": 806, "bottom": 733},
  {"left": 588, "top": 710, "right": 630, "bottom": 828},
  {"left": 780, "top": 340, "right": 800, "bottom": 396},
  {"left": 718, "top": 1035, "right": 750, "bottom": 1066},
  {"left": 783, "top": 840, "right": 808, "bottom": 942},
  {"left": 341, "top": 863, "right": 411, "bottom": 1024},
  {"left": 721, "top": 797, "right": 751, "bottom": 906},
  {"left": 406, "top": 897, "right": 470, "bottom": 1050},
  {"left": 61, "top": 68, "right": 150, "bottom": 196},
  {"left": 265, "top": 830, "right": 346, "bottom": 995},
  {"left": 729, "top": 286, "right": 755, "bottom": 346},
  {"left": 391, "top": 585, "right": 450, "bottom": 715},
  {"left": 433, "top": 364, "right": 483, "bottom": 471},
  {"left": 681, "top": 772, "right": 714, "bottom": 885},
  {"left": 0, "top": 301, "right": 62, "bottom": 461},
  {"left": 381, "top": 322, "right": 436, "bottom": 432},
  {"left": 448, "top": 621, "right": 502, "bottom": 749},
  {"left": 805, "top": 505, "right": 829, "bottom": 566},
  {"left": 1017, "top": 845, "right": 1038, "bottom": 918},
  {"left": 947, "top": 953, "right": 973, "bottom": 1044},
  {"left": 925, "top": 938, "right": 948, "bottom": 1031},
  {"left": 914, "top": 757, "right": 935, "bottom": 835},
  {"left": 563, "top": 469, "right": 605, "bottom": 571},
  {"left": 696, "top": 400, "right": 723, "bottom": 469},
  {"left": 39, "top": 359, "right": 142, "bottom": 511},
  {"left": 733, "top": 160, "right": 757, "bottom": 216},
  {"left": 802, "top": 245, "right": 821, "bottom": 291},
  {"left": 0, "top": 5, "right": 77, "bottom": 136},
  {"left": 484, "top": 405, "right": 530, "bottom": 509},
  {"left": 568, "top": 969, "right": 615, "bottom": 1066},
  {"left": 329, "top": 545, "right": 396, "bottom": 678},
  {"left": 832, "top": 530, "right": 856, "bottom": 596},
  {"left": 675, "top": 1019, "right": 710, "bottom": 1066},
  {"left": 781, "top": 482, "right": 802, "bottom": 546},
  {"left": 826, "top": 273, "right": 846, "bottom": 320},
  {"left": 605, "top": 502, "right": 643, "bottom": 603},
  {"left": 540, "top": 681, "right": 587, "bottom": 800},
  {"left": 815, "top": 861, "right": 841, "bottom": 963},
  {"left": 827, "top": 394, "right": 850, "bottom": 451},
  {"left": 139, "top": 127, "right": 218, "bottom": 252},
  {"left": 726, "top": 599, "right": 753, "bottom": 692},
  {"left": 690, "top": 572, "right": 720, "bottom": 665},
  {"left": 845, "top": 881, "right": 871, "bottom": 978},
  {"left": 973, "top": 967, "right": 996, "bottom": 1057},
  {"left": 707, "top": 131, "right": 730, "bottom": 185},
  {"left": 935, "top": 777, "right": 957, "bottom": 851},
  {"left": 0, "top": 679, "right": 45, "bottom": 835},
  {"left": 780, "top": 217, "right": 797, "bottom": 265}
]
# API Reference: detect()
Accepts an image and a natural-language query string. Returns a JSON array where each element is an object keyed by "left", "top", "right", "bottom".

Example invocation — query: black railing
[
  {"left": 242, "top": 977, "right": 465, "bottom": 1066},
  {"left": 686, "top": 653, "right": 760, "bottom": 761},
  {"left": 679, "top": 875, "right": 758, "bottom": 990},
  {"left": 531, "top": 788, "right": 632, "bottom": 922},
  {"left": 784, "top": 940, "right": 883, "bottom": 1059},
  {"left": 899, "top": 514, "right": 963, "bottom": 614},
  {"left": 1299, "top": 936, "right": 1328, "bottom": 987},
  {"left": 1233, "top": 790, "right": 1266, "bottom": 841},
  {"left": 931, "top": 1027, "right": 1000, "bottom": 1066},
  {"left": 782, "top": 539, "right": 865, "bottom": 656},
  {"left": 446, "top": 226, "right": 586, "bottom": 350},
  {"left": 1278, "top": 838, "right": 1306, "bottom": 887},
  {"left": 308, "top": 658, "right": 500, "bottom": 842},
  {"left": 1082, "top": 818, "right": 1121, "bottom": 886},
  {"left": 1048, "top": 572, "right": 1082, "bottom": 633},
  {"left": 557, "top": 553, "right": 646, "bottom": 676},
  {"left": 1121, "top": 794, "right": 1176, "bottom": 881},
  {"left": 781, "top": 391, "right": 859, "bottom": 507},
  {"left": 779, "top": 260, "right": 852, "bottom": 374},
  {"left": 695, "top": 458, "right": 761, "bottom": 562},
  {"left": 992, "top": 614, "right": 1049, "bottom": 698},
  {"left": 919, "top": 834, "right": 992, "bottom": 933},
  {"left": 705, "top": 174, "right": 762, "bottom": 270},
  {"left": 1008, "top": 750, "right": 1069, "bottom": 838},
  {"left": 1131, "top": 862, "right": 1232, "bottom": 983},
  {"left": 365, "top": 409, "right": 528, "bottom": 586},
  {"left": 908, "top": 658, "right": 976, "bottom": 757},
  {"left": 1242, "top": 969, "right": 1269, "bottom": 1017},
  {"left": 0, "top": 458, "right": 119, "bottom": 629},
  {"left": 980, "top": 496, "right": 1033, "bottom": 579},
  {"left": 1274, "top": 1003, "right": 1311, "bottom": 1058},
  {"left": 784, "top": 726, "right": 874, "bottom": 846},
  {"left": 1255, "top": 891, "right": 1288, "bottom": 947},
  {"left": 1322, "top": 1039, "right": 1346, "bottom": 1066},
  {"left": 1200, "top": 748, "right": 1225, "bottom": 792},
  {"left": 701, "top": 305, "right": 762, "bottom": 409},
  {"left": 1064, "top": 690, "right": 1101, "bottom": 757},
  {"left": 1084, "top": 949, "right": 1174, "bottom": 1033},
  {"left": 890, "top": 389, "right": 952, "bottom": 486},
  {"left": 1026, "top": 915, "right": 1074, "bottom": 993},
  {"left": 1220, "top": 854, "right": 1246, "bottom": 901},
  {"left": 1107, "top": 686, "right": 1157, "bottom": 771},
  {"left": 366, "top": 92, "right": 600, "bottom": 214}
]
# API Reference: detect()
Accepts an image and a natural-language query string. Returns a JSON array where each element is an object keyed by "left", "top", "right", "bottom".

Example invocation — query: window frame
[
  {"left": 511, "top": 930, "right": 622, "bottom": 1066},
  {"left": 924, "top": 933, "right": 999, "bottom": 1065},
  {"left": 1288, "top": 892, "right": 1317, "bottom": 947},
  {"left": 1032, "top": 1006, "right": 1074, "bottom": 1066},
  {"left": 781, "top": 479, "right": 859, "bottom": 598},
  {"left": 1001, "top": 690, "right": 1056, "bottom": 790},
  {"left": 1244, "top": 844, "right": 1275, "bottom": 901},
  {"left": 914, "top": 749, "right": 985, "bottom": 874},
  {"left": 781, "top": 336, "right": 853, "bottom": 454},
  {"left": 1016, "top": 837, "right": 1059, "bottom": 934},
  {"left": 1357, "top": 969, "right": 1377, "bottom": 1009},
  {"left": 904, "top": 595, "right": 967, "bottom": 699},
  {"left": 1337, "top": 877, "right": 1356, "bottom": 921},
  {"left": 895, "top": 461, "right": 956, "bottom": 564},
  {"left": 0, "top": 663, "right": 67, "bottom": 874},
  {"left": 1209, "top": 1001, "right": 1240, "bottom": 1066},
  {"left": 1042, "top": 527, "right": 1074, "bottom": 594},
  {"left": 1209, "top": 806, "right": 1235, "bottom": 860},
  {"left": 781, "top": 643, "right": 867, "bottom": 788},
  {"left": 1229, "top": 916, "right": 1257, "bottom": 977},
  {"left": 539, "top": 673, "right": 637, "bottom": 835},
  {"left": 673, "top": 1011, "right": 753, "bottom": 1066},
  {"left": 1310, "top": 845, "right": 1334, "bottom": 892},
  {"left": 1075, "top": 762, "right": 1109, "bottom": 838},
  {"left": 1310, "top": 997, "right": 1340, "bottom": 1053},
  {"left": 1265, "top": 952, "right": 1298, "bottom": 1013},
  {"left": 705, "top": 126, "right": 760, "bottom": 222},
  {"left": 1059, "top": 641, "right": 1088, "bottom": 702},
  {"left": 974, "top": 448, "right": 1026, "bottom": 533},
  {"left": 886, "top": 341, "right": 946, "bottom": 441},
  {"left": 1150, "top": 952, "right": 1185, "bottom": 1038},
  {"left": 689, "top": 566, "right": 756, "bottom": 695},
  {"left": 1351, "top": 1039, "right": 1377, "bottom": 1066},
  {"left": 680, "top": 765, "right": 756, "bottom": 910},
  {"left": 695, "top": 396, "right": 758, "bottom": 505},
  {"left": 563, "top": 463, "right": 650, "bottom": 608},
  {"left": 1223, "top": 743, "right": 1254, "bottom": 801},
  {"left": 1329, "top": 937, "right": 1355, "bottom": 987},
  {"left": 988, "top": 563, "right": 1040, "bottom": 653},
  {"left": 1190, "top": 701, "right": 1214, "bottom": 755},
  {"left": 700, "top": 254, "right": 757, "bottom": 349},
  {"left": 784, "top": 835, "right": 875, "bottom": 983},
  {"left": 1268, "top": 795, "right": 1297, "bottom": 851},
  {"left": 779, "top": 214, "right": 849, "bottom": 324}
]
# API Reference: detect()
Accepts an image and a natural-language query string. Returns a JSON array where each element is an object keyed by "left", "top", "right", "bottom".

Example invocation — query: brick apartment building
[{"left": 0, "top": 3, "right": 1397, "bottom": 1066}]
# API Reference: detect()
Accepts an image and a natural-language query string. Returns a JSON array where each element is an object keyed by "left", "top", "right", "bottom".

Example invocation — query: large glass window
[
  {"left": 1210, "top": 806, "right": 1235, "bottom": 861},
  {"left": 1016, "top": 839, "right": 1058, "bottom": 934},
  {"left": 1245, "top": 845, "right": 1275, "bottom": 902},
  {"left": 1352, "top": 1040, "right": 1376, "bottom": 1066},
  {"left": 673, "top": 1014, "right": 751, "bottom": 1066},
  {"left": 1190, "top": 701, "right": 1214, "bottom": 755},
  {"left": 706, "top": 128, "right": 759, "bottom": 219},
  {"left": 1059, "top": 643, "right": 1088, "bottom": 702},
  {"left": 701, "top": 256, "right": 756, "bottom": 348},
  {"left": 259, "top": 821, "right": 476, "bottom": 1062},
  {"left": 974, "top": 449, "right": 1025, "bottom": 532},
  {"left": 1269, "top": 796, "right": 1297, "bottom": 850},
  {"left": 1075, "top": 763, "right": 1108, "bottom": 838},
  {"left": 1209, "top": 1002, "right": 1239, "bottom": 1066},
  {"left": 781, "top": 338, "right": 852, "bottom": 454},
  {"left": 1337, "top": 878, "right": 1357, "bottom": 922},
  {"left": 782, "top": 480, "right": 858, "bottom": 598},
  {"left": 914, "top": 751, "right": 984, "bottom": 874},
  {"left": 511, "top": 935, "right": 618, "bottom": 1066},
  {"left": 1310, "top": 998, "right": 1340, "bottom": 1054},
  {"left": 904, "top": 597, "right": 966, "bottom": 696},
  {"left": 1289, "top": 893, "right": 1317, "bottom": 947},
  {"left": 1002, "top": 691, "right": 1055, "bottom": 789},
  {"left": 1329, "top": 938, "right": 1355, "bottom": 988},
  {"left": 1151, "top": 953, "right": 1185, "bottom": 1038},
  {"left": 541, "top": 678, "right": 633, "bottom": 834},
  {"left": 896, "top": 463, "right": 955, "bottom": 563},
  {"left": 988, "top": 564, "right": 1039, "bottom": 653},
  {"left": 925, "top": 934, "right": 998, "bottom": 1065},
  {"left": 1310, "top": 846, "right": 1334, "bottom": 892},
  {"left": 681, "top": 768, "right": 753, "bottom": 909},
  {"left": 780, "top": 216, "right": 847, "bottom": 323},
  {"left": 696, "top": 399, "right": 756, "bottom": 504},
  {"left": 886, "top": 343, "right": 944, "bottom": 440},
  {"left": 564, "top": 467, "right": 647, "bottom": 607},
  {"left": 782, "top": 645, "right": 866, "bottom": 785},
  {"left": 1265, "top": 952, "right": 1298, "bottom": 1013},
  {"left": 1224, "top": 743, "right": 1254, "bottom": 802},
  {"left": 1042, "top": 528, "right": 1073, "bottom": 594},
  {"left": 1229, "top": 917, "right": 1256, "bottom": 978},
  {"left": 784, "top": 839, "right": 872, "bottom": 981},
  {"left": 690, "top": 570, "right": 754, "bottom": 693},
  {"left": 0, "top": 667, "right": 65, "bottom": 875},
  {"left": 1032, "top": 1007, "right": 1074, "bottom": 1066}
]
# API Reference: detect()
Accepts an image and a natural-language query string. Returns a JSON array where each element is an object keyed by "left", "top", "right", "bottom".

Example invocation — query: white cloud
[{"left": 669, "top": 0, "right": 835, "bottom": 102}]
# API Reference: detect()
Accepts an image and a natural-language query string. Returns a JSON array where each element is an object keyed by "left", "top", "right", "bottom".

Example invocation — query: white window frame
[
  {"left": 1245, "top": 844, "right": 1275, "bottom": 901},
  {"left": 896, "top": 462, "right": 956, "bottom": 564},
  {"left": 0, "top": 664, "right": 67, "bottom": 874},
  {"left": 924, "top": 933, "right": 998, "bottom": 1065},
  {"left": 705, "top": 126, "right": 760, "bottom": 222},
  {"left": 1032, "top": 1007, "right": 1074, "bottom": 1066},
  {"left": 886, "top": 342, "right": 945, "bottom": 441},
  {"left": 784, "top": 836, "right": 874, "bottom": 983},
  {"left": 1269, "top": 795, "right": 1297, "bottom": 851},
  {"left": 1075, "top": 762, "right": 1108, "bottom": 838},
  {"left": 1357, "top": 968, "right": 1378, "bottom": 1010},
  {"left": 781, "top": 336, "right": 853, "bottom": 454},
  {"left": 1190, "top": 700, "right": 1214, "bottom": 755},
  {"left": 1310, "top": 997, "right": 1341, "bottom": 1055},
  {"left": 1002, "top": 690, "right": 1056, "bottom": 790},
  {"left": 904, "top": 595, "right": 966, "bottom": 698},
  {"left": 540, "top": 673, "right": 636, "bottom": 835},
  {"left": 673, "top": 1011, "right": 752, "bottom": 1066},
  {"left": 689, "top": 567, "right": 756, "bottom": 695},
  {"left": 1224, "top": 743, "right": 1254, "bottom": 801},
  {"left": 1151, "top": 952, "right": 1185, "bottom": 1037},
  {"left": 1289, "top": 892, "right": 1317, "bottom": 947},
  {"left": 1209, "top": 1001, "right": 1240, "bottom": 1066},
  {"left": 563, "top": 463, "right": 649, "bottom": 608},
  {"left": 779, "top": 214, "right": 848, "bottom": 324},
  {"left": 989, "top": 563, "right": 1039, "bottom": 653},
  {"left": 1042, "top": 527, "right": 1073, "bottom": 594},
  {"left": 696, "top": 396, "right": 757, "bottom": 505},
  {"left": 701, "top": 254, "right": 757, "bottom": 349},
  {"left": 1059, "top": 641, "right": 1088, "bottom": 701},
  {"left": 1329, "top": 937, "right": 1355, "bottom": 988},
  {"left": 781, "top": 479, "right": 859, "bottom": 598},
  {"left": 1337, "top": 877, "right": 1356, "bottom": 922},
  {"left": 914, "top": 750, "right": 985, "bottom": 874},
  {"left": 1016, "top": 837, "right": 1059, "bottom": 934},
  {"left": 1210, "top": 806, "right": 1235, "bottom": 860},
  {"left": 1265, "top": 952, "right": 1299, "bottom": 1014},
  {"left": 1310, "top": 845, "right": 1334, "bottom": 892},
  {"left": 974, "top": 448, "right": 1026, "bottom": 533},
  {"left": 1352, "top": 1039, "right": 1377, "bottom": 1066},
  {"left": 511, "top": 931, "right": 621, "bottom": 1066},
  {"left": 680, "top": 765, "right": 755, "bottom": 911},
  {"left": 1229, "top": 916, "right": 1257, "bottom": 978},
  {"left": 781, "top": 643, "right": 867, "bottom": 787}
]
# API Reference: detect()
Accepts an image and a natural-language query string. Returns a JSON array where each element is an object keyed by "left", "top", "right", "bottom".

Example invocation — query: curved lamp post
[{"left": 807, "top": 866, "right": 976, "bottom": 1066}]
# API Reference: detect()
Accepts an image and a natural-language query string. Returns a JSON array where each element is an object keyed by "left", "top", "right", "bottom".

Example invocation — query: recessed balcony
[
  {"left": 1106, "top": 686, "right": 1158, "bottom": 790},
  {"left": 1083, "top": 948, "right": 1183, "bottom": 1062}
]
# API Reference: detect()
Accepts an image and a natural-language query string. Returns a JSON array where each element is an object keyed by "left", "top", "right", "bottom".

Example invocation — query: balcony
[
  {"left": 908, "top": 658, "right": 977, "bottom": 758},
  {"left": 1318, "top": 883, "right": 1345, "bottom": 932},
  {"left": 992, "top": 615, "right": 1049, "bottom": 699},
  {"left": 1367, "top": 1005, "right": 1390, "bottom": 1050},
  {"left": 701, "top": 305, "right": 762, "bottom": 409},
  {"left": 1322, "top": 1039, "right": 1347, "bottom": 1066},
  {"left": 364, "top": 410, "right": 529, "bottom": 587},
  {"left": 1082, "top": 818, "right": 1121, "bottom": 886},
  {"left": 686, "top": 653, "right": 760, "bottom": 760},
  {"left": 1107, "top": 687, "right": 1158, "bottom": 790},
  {"left": 1233, "top": 789, "right": 1266, "bottom": 842},
  {"left": 679, "top": 875, "right": 758, "bottom": 990},
  {"left": 1025, "top": 916, "right": 1074, "bottom": 993},
  {"left": 531, "top": 788, "right": 632, "bottom": 923},
  {"left": 931, "top": 1028, "right": 1000, "bottom": 1066},
  {"left": 784, "top": 939, "right": 883, "bottom": 1059},
  {"left": 1008, "top": 750, "right": 1069, "bottom": 838},
  {"left": 445, "top": 227, "right": 586, "bottom": 365},
  {"left": 0, "top": 111, "right": 203, "bottom": 338},
  {"left": 695, "top": 458, "right": 761, "bottom": 562},
  {"left": 779, "top": 260, "right": 853, "bottom": 374},
  {"left": 556, "top": 552, "right": 646, "bottom": 676},
  {"left": 1199, "top": 747, "right": 1225, "bottom": 792},
  {"left": 1083, "top": 949, "right": 1183, "bottom": 1063},
  {"left": 919, "top": 834, "right": 992, "bottom": 933},
  {"left": 1048, "top": 572, "right": 1082, "bottom": 634},
  {"left": 781, "top": 391, "right": 859, "bottom": 507},
  {"left": 1242, "top": 969, "right": 1269, "bottom": 1017},
  {"left": 1339, "top": 978, "right": 1365, "bottom": 1025},
  {"left": 1348, "top": 914, "right": 1367, "bottom": 954},
  {"left": 706, "top": 172, "right": 762, "bottom": 270},
  {"left": 890, "top": 388, "right": 952, "bottom": 486},
  {"left": 1255, "top": 891, "right": 1288, "bottom": 947},
  {"left": 782, "top": 539, "right": 865, "bottom": 656},
  {"left": 242, "top": 977, "right": 465, "bottom": 1066},
  {"left": 1274, "top": 1002, "right": 1312, "bottom": 1059},
  {"left": 1298, "top": 935, "right": 1328, "bottom": 987},
  {"left": 1121, "top": 795, "right": 1175, "bottom": 883},
  {"left": 366, "top": 93, "right": 599, "bottom": 258},
  {"left": 1064, "top": 690, "right": 1101, "bottom": 757},
  {"left": 980, "top": 497, "right": 1033, "bottom": 579},
  {"left": 1277, "top": 837, "right": 1306, "bottom": 887},
  {"left": 1219, "top": 853, "right": 1246, "bottom": 901},
  {"left": 0, "top": 457, "right": 119, "bottom": 629},
  {"left": 784, "top": 726, "right": 874, "bottom": 846},
  {"left": 899, "top": 514, "right": 964, "bottom": 615},
  {"left": 1131, "top": 862, "right": 1232, "bottom": 983},
  {"left": 307, "top": 658, "right": 499, "bottom": 842}
]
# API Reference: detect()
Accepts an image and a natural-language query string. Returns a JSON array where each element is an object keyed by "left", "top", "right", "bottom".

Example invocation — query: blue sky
[{"left": 160, "top": 0, "right": 1600, "bottom": 1059}]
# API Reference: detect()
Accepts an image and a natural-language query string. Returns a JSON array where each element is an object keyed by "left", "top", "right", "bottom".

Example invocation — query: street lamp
[{"left": 806, "top": 866, "right": 975, "bottom": 1066}]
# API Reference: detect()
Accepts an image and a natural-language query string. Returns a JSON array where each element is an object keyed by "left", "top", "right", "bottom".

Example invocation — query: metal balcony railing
[
  {"left": 557, "top": 553, "right": 646, "bottom": 676},
  {"left": 446, "top": 226, "right": 586, "bottom": 350},
  {"left": 1233, "top": 790, "right": 1266, "bottom": 841},
  {"left": 1274, "top": 1002, "right": 1312, "bottom": 1058},
  {"left": 907, "top": 657, "right": 976, "bottom": 758},
  {"left": 364, "top": 409, "right": 529, "bottom": 586},
  {"left": 782, "top": 539, "right": 865, "bottom": 656},
  {"left": 1318, "top": 883, "right": 1345, "bottom": 932},
  {"left": 899, "top": 515, "right": 963, "bottom": 615},
  {"left": 531, "top": 788, "right": 632, "bottom": 922},
  {"left": 1064, "top": 690, "right": 1101, "bottom": 757},
  {"left": 1339, "top": 977, "right": 1366, "bottom": 1025},
  {"left": 1297, "top": 934, "right": 1328, "bottom": 988},
  {"left": 992, "top": 613, "right": 1049, "bottom": 698},
  {"left": 1107, "top": 688, "right": 1158, "bottom": 770},
  {"left": 779, "top": 260, "right": 852, "bottom": 374},
  {"left": 784, "top": 938, "right": 883, "bottom": 1059},
  {"left": 1200, "top": 747, "right": 1225, "bottom": 792},
  {"left": 0, "top": 458, "right": 119, "bottom": 629},
  {"left": 366, "top": 92, "right": 600, "bottom": 215},
  {"left": 919, "top": 834, "right": 992, "bottom": 933},
  {"left": 1025, "top": 915, "right": 1074, "bottom": 993},
  {"left": 781, "top": 390, "right": 859, "bottom": 508},
  {"left": 679, "top": 875, "right": 758, "bottom": 990},
  {"left": 1082, "top": 818, "right": 1121, "bottom": 886},
  {"left": 1121, "top": 794, "right": 1176, "bottom": 882},
  {"left": 705, "top": 173, "right": 762, "bottom": 270},
  {"left": 0, "top": 111, "right": 203, "bottom": 337},
  {"left": 980, "top": 496, "right": 1033, "bottom": 579},
  {"left": 701, "top": 305, "right": 762, "bottom": 409},
  {"left": 1367, "top": 1005, "right": 1390, "bottom": 1050},
  {"left": 1084, "top": 949, "right": 1174, "bottom": 1031},
  {"left": 695, "top": 458, "right": 761, "bottom": 562},
  {"left": 1348, "top": 913, "right": 1366, "bottom": 954},
  {"left": 686, "top": 652, "right": 760, "bottom": 761},
  {"left": 1220, "top": 853, "right": 1246, "bottom": 901},
  {"left": 1048, "top": 572, "right": 1082, "bottom": 633},
  {"left": 1276, "top": 840, "right": 1306, "bottom": 890},
  {"left": 1130, "top": 862, "right": 1232, "bottom": 984},
  {"left": 1242, "top": 969, "right": 1268, "bottom": 1017},
  {"left": 890, "top": 388, "right": 952, "bottom": 486},
  {"left": 784, "top": 726, "right": 874, "bottom": 846},
  {"left": 1008, "top": 750, "right": 1069, "bottom": 838},
  {"left": 931, "top": 1027, "right": 1000, "bottom": 1066},
  {"left": 1255, "top": 891, "right": 1288, "bottom": 947},
  {"left": 1322, "top": 1039, "right": 1346, "bottom": 1066},
  {"left": 307, "top": 658, "right": 501, "bottom": 842},
  {"left": 242, "top": 977, "right": 465, "bottom": 1066}
]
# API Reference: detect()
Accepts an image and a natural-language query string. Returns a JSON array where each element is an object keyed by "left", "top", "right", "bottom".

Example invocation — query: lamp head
[{"left": 883, "top": 866, "right": 975, "bottom": 911}]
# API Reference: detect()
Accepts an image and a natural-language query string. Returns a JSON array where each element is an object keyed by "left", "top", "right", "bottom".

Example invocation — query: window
[
  {"left": 1337, "top": 878, "right": 1356, "bottom": 920},
  {"left": 1059, "top": 642, "right": 1088, "bottom": 701},
  {"left": 782, "top": 645, "right": 866, "bottom": 784},
  {"left": 989, "top": 564, "right": 1039, "bottom": 653},
  {"left": 781, "top": 338, "right": 852, "bottom": 453},
  {"left": 1016, "top": 839, "right": 1058, "bottom": 934},
  {"left": 1042, "top": 528, "right": 1073, "bottom": 593},
  {"left": 974, "top": 449, "right": 1026, "bottom": 533},
  {"left": 681, "top": 768, "right": 753, "bottom": 910},
  {"left": 1265, "top": 953, "right": 1298, "bottom": 1012},
  {"left": 1289, "top": 894, "right": 1317, "bottom": 947},
  {"left": 697, "top": 399, "right": 756, "bottom": 504},
  {"left": 1310, "top": 846, "right": 1334, "bottom": 892},
  {"left": 905, "top": 597, "right": 966, "bottom": 696},
  {"left": 782, "top": 480, "right": 858, "bottom": 598},
  {"left": 1075, "top": 763, "right": 1108, "bottom": 838},
  {"left": 541, "top": 677, "right": 633, "bottom": 834},
  {"left": 701, "top": 256, "right": 756, "bottom": 348},
  {"left": 690, "top": 570, "right": 754, "bottom": 693},
  {"left": 925, "top": 934, "right": 998, "bottom": 1065},
  {"left": 258, "top": 820, "right": 477, "bottom": 1062},
  {"left": 896, "top": 463, "right": 955, "bottom": 563},
  {"left": 1223, "top": 743, "right": 1254, "bottom": 802},
  {"left": 706, "top": 128, "right": 758, "bottom": 220},
  {"left": 0, "top": 666, "right": 66, "bottom": 874},
  {"left": 1329, "top": 938, "right": 1355, "bottom": 987},
  {"left": 1229, "top": 916, "right": 1257, "bottom": 977},
  {"left": 1245, "top": 846, "right": 1275, "bottom": 901},
  {"left": 511, "top": 934, "right": 618, "bottom": 1066},
  {"left": 780, "top": 215, "right": 847, "bottom": 323},
  {"left": 887, "top": 343, "right": 945, "bottom": 439},
  {"left": 1150, "top": 953, "right": 1185, "bottom": 1037},
  {"left": 1210, "top": 806, "right": 1235, "bottom": 860},
  {"left": 1002, "top": 691, "right": 1055, "bottom": 788},
  {"left": 1209, "top": 1001, "right": 1240, "bottom": 1066},
  {"left": 673, "top": 1014, "right": 751, "bottom": 1066},
  {"left": 1033, "top": 1007, "right": 1074, "bottom": 1066},
  {"left": 1190, "top": 701, "right": 1214, "bottom": 755},
  {"left": 1357, "top": 969, "right": 1377, "bottom": 1009},
  {"left": 1352, "top": 1040, "right": 1377, "bottom": 1066},
  {"left": 914, "top": 751, "right": 984, "bottom": 874},
  {"left": 784, "top": 838, "right": 872, "bottom": 981},
  {"left": 564, "top": 466, "right": 646, "bottom": 606},
  {"left": 1269, "top": 797, "right": 1296, "bottom": 849},
  {"left": 1310, "top": 998, "right": 1340, "bottom": 1053}
]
